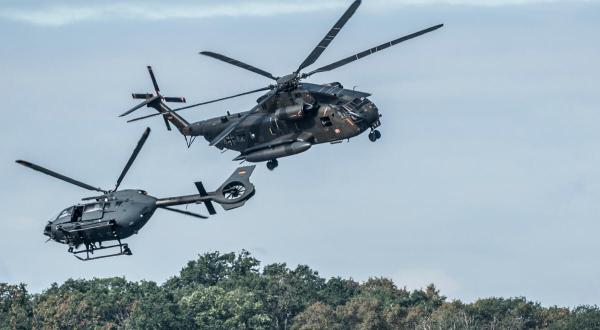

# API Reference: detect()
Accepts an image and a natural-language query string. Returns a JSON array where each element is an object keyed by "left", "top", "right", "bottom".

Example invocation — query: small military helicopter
[
  {"left": 16, "top": 128, "right": 256, "bottom": 260},
  {"left": 120, "top": 0, "right": 443, "bottom": 170}
]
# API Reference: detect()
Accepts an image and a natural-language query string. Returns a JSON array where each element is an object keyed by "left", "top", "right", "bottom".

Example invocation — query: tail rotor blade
[
  {"left": 114, "top": 127, "right": 151, "bottom": 191},
  {"left": 147, "top": 66, "right": 160, "bottom": 93},
  {"left": 132, "top": 93, "right": 153, "bottom": 99},
  {"left": 162, "top": 116, "right": 172, "bottom": 131},
  {"left": 120, "top": 95, "right": 160, "bottom": 117},
  {"left": 159, "top": 206, "right": 208, "bottom": 219},
  {"left": 163, "top": 97, "right": 186, "bottom": 103}
]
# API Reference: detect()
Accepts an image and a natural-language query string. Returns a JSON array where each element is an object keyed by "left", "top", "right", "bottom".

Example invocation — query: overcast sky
[{"left": 1, "top": 0, "right": 599, "bottom": 307}]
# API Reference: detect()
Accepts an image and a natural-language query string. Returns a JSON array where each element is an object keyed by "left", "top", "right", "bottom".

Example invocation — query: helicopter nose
[
  {"left": 43, "top": 224, "right": 52, "bottom": 237},
  {"left": 363, "top": 105, "right": 380, "bottom": 124}
]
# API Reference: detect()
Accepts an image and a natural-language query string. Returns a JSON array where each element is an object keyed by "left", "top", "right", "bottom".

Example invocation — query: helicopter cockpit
[
  {"left": 53, "top": 207, "right": 73, "bottom": 224},
  {"left": 52, "top": 203, "right": 105, "bottom": 224}
]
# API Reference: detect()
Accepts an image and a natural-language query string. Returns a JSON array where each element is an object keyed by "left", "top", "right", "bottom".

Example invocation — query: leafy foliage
[{"left": 1, "top": 250, "right": 599, "bottom": 329}]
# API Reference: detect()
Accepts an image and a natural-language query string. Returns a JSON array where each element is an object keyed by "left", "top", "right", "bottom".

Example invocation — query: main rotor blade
[
  {"left": 126, "top": 86, "right": 272, "bottom": 123},
  {"left": 200, "top": 51, "right": 277, "bottom": 80},
  {"left": 159, "top": 206, "right": 208, "bottom": 219},
  {"left": 173, "top": 86, "right": 272, "bottom": 112},
  {"left": 296, "top": 0, "right": 361, "bottom": 73},
  {"left": 16, "top": 160, "right": 106, "bottom": 193},
  {"left": 305, "top": 24, "right": 444, "bottom": 77},
  {"left": 114, "top": 127, "right": 151, "bottom": 191},
  {"left": 119, "top": 95, "right": 160, "bottom": 117},
  {"left": 209, "top": 92, "right": 276, "bottom": 146},
  {"left": 147, "top": 66, "right": 160, "bottom": 93}
]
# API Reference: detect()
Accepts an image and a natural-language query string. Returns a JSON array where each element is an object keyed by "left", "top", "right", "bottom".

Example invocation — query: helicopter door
[
  {"left": 81, "top": 202, "right": 104, "bottom": 221},
  {"left": 269, "top": 117, "right": 282, "bottom": 136}
]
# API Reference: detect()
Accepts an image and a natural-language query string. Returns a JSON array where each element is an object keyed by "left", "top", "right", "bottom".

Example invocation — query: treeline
[{"left": 1, "top": 251, "right": 600, "bottom": 329}]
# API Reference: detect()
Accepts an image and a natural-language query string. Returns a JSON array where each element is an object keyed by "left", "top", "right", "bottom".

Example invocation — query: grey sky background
[{"left": 1, "top": 0, "right": 599, "bottom": 307}]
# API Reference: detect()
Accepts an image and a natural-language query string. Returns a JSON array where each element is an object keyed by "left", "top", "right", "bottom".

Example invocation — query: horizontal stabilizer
[{"left": 195, "top": 182, "right": 217, "bottom": 215}]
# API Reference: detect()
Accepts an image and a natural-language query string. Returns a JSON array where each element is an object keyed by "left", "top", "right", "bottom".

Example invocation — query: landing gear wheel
[
  {"left": 266, "top": 159, "right": 279, "bottom": 171},
  {"left": 368, "top": 132, "right": 377, "bottom": 142},
  {"left": 373, "top": 130, "right": 381, "bottom": 139}
]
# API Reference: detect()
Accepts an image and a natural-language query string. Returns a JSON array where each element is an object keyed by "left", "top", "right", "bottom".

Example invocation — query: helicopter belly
[{"left": 243, "top": 141, "right": 312, "bottom": 162}]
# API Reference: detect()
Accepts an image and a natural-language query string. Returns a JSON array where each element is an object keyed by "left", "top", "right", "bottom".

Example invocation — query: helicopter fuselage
[
  {"left": 122, "top": 0, "right": 442, "bottom": 169},
  {"left": 44, "top": 190, "right": 157, "bottom": 247},
  {"left": 185, "top": 83, "right": 381, "bottom": 162}
]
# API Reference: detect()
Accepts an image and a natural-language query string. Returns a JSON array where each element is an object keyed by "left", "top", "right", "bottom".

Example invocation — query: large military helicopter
[
  {"left": 120, "top": 0, "right": 443, "bottom": 170},
  {"left": 16, "top": 128, "right": 256, "bottom": 260}
]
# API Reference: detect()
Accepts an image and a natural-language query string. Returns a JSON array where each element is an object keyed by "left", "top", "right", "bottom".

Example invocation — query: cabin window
[
  {"left": 82, "top": 203, "right": 104, "bottom": 221},
  {"left": 320, "top": 116, "right": 332, "bottom": 127},
  {"left": 84, "top": 203, "right": 102, "bottom": 213}
]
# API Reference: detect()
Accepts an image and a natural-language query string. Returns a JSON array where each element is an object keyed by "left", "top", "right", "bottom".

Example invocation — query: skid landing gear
[
  {"left": 70, "top": 239, "right": 133, "bottom": 261},
  {"left": 266, "top": 159, "right": 279, "bottom": 171},
  {"left": 368, "top": 129, "right": 381, "bottom": 142}
]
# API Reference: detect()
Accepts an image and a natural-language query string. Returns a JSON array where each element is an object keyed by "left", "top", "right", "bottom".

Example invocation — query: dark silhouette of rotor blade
[
  {"left": 114, "top": 127, "right": 151, "bottom": 191},
  {"left": 126, "top": 111, "right": 165, "bottom": 123},
  {"left": 126, "top": 86, "right": 272, "bottom": 123},
  {"left": 159, "top": 206, "right": 208, "bottom": 219},
  {"left": 132, "top": 93, "right": 153, "bottom": 99},
  {"left": 209, "top": 92, "right": 276, "bottom": 146},
  {"left": 16, "top": 160, "right": 106, "bottom": 193},
  {"left": 162, "top": 116, "right": 172, "bottom": 131},
  {"left": 305, "top": 24, "right": 443, "bottom": 77},
  {"left": 296, "top": 0, "right": 361, "bottom": 73},
  {"left": 200, "top": 51, "right": 277, "bottom": 80},
  {"left": 173, "top": 86, "right": 272, "bottom": 111},
  {"left": 119, "top": 95, "right": 160, "bottom": 117},
  {"left": 163, "top": 97, "right": 186, "bottom": 103},
  {"left": 147, "top": 66, "right": 160, "bottom": 92}
]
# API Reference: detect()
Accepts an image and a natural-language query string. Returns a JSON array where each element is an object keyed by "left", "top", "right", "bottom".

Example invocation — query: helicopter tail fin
[
  {"left": 214, "top": 166, "right": 256, "bottom": 211},
  {"left": 154, "top": 165, "right": 256, "bottom": 213}
]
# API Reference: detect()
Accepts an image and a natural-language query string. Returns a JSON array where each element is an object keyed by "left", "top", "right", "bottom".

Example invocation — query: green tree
[
  {"left": 467, "top": 297, "right": 546, "bottom": 329},
  {"left": 3, "top": 251, "right": 600, "bottom": 329},
  {"left": 336, "top": 295, "right": 388, "bottom": 330},
  {"left": 551, "top": 305, "right": 600, "bottom": 329},
  {"left": 123, "top": 281, "right": 185, "bottom": 330},
  {"left": 291, "top": 302, "right": 339, "bottom": 330},
  {"left": 33, "top": 277, "right": 139, "bottom": 329},
  {"left": 319, "top": 277, "right": 359, "bottom": 307},
  {"left": 181, "top": 286, "right": 271, "bottom": 329},
  {"left": 0, "top": 283, "right": 32, "bottom": 330},
  {"left": 260, "top": 263, "right": 325, "bottom": 329}
]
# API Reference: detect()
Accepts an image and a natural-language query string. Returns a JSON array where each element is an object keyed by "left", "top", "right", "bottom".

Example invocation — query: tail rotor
[{"left": 120, "top": 66, "right": 187, "bottom": 131}]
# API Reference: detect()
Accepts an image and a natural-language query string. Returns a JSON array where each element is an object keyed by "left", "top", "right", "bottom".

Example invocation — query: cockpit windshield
[{"left": 56, "top": 207, "right": 73, "bottom": 220}]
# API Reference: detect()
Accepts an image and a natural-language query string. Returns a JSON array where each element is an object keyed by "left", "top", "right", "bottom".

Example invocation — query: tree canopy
[{"left": 1, "top": 250, "right": 598, "bottom": 329}]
